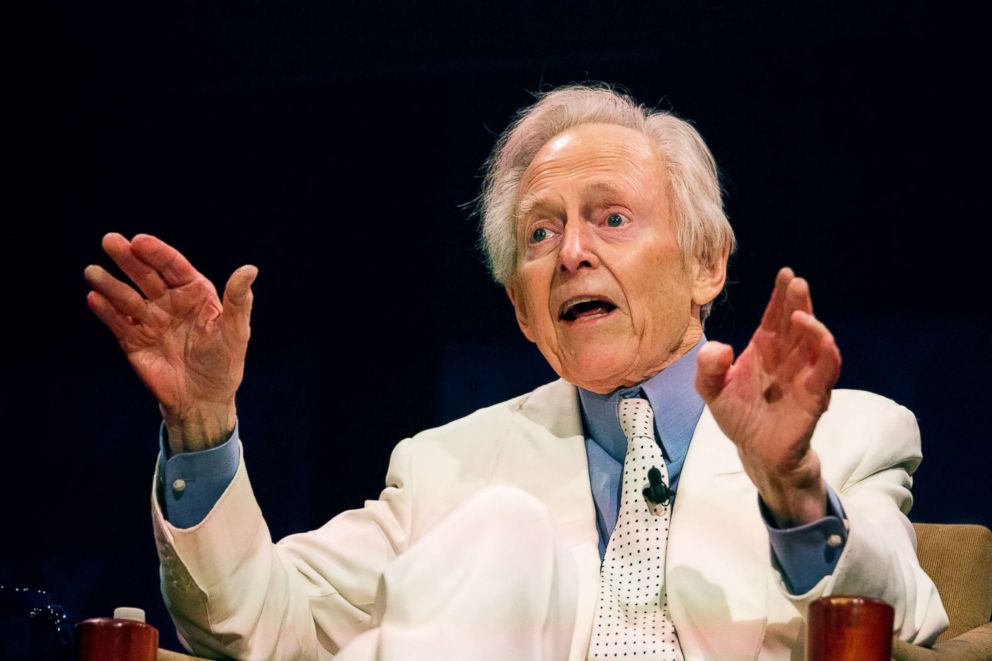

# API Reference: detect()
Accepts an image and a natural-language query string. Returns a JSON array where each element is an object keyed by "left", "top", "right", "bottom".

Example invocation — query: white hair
[{"left": 479, "top": 84, "right": 736, "bottom": 317}]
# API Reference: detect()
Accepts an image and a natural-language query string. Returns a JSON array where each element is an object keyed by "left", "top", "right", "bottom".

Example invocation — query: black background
[{"left": 5, "top": 0, "right": 990, "bottom": 652}]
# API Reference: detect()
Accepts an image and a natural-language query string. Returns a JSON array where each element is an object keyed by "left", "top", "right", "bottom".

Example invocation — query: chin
[{"left": 557, "top": 349, "right": 638, "bottom": 394}]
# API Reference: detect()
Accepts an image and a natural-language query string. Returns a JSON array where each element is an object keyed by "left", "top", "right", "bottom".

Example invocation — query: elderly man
[{"left": 85, "top": 85, "right": 947, "bottom": 660}]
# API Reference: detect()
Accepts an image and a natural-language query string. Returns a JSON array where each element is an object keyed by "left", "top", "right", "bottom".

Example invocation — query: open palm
[
  {"left": 85, "top": 233, "right": 257, "bottom": 450},
  {"left": 696, "top": 268, "right": 841, "bottom": 524}
]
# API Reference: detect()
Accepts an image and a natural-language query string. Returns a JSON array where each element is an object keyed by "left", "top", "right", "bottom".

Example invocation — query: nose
[{"left": 558, "top": 221, "right": 599, "bottom": 274}]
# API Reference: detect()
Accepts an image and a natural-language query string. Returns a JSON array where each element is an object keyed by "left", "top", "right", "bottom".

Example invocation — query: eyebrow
[
  {"left": 585, "top": 181, "right": 628, "bottom": 199},
  {"left": 515, "top": 180, "right": 630, "bottom": 221},
  {"left": 515, "top": 194, "right": 553, "bottom": 223}
]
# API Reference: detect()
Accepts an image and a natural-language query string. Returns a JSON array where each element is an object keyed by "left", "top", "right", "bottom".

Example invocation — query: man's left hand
[{"left": 695, "top": 267, "right": 842, "bottom": 528}]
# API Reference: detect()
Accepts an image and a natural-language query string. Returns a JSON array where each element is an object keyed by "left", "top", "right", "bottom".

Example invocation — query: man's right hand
[{"left": 85, "top": 233, "right": 257, "bottom": 454}]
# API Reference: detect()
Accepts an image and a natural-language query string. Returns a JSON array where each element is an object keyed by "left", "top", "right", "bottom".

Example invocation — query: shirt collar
[{"left": 577, "top": 337, "right": 706, "bottom": 464}]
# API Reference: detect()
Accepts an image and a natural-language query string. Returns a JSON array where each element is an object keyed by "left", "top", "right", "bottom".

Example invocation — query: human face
[{"left": 506, "top": 123, "right": 725, "bottom": 394}]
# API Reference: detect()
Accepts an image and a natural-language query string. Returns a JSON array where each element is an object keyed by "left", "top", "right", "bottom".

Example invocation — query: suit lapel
[
  {"left": 507, "top": 379, "right": 595, "bottom": 544},
  {"left": 666, "top": 406, "right": 768, "bottom": 660},
  {"left": 502, "top": 379, "right": 602, "bottom": 660},
  {"left": 494, "top": 382, "right": 772, "bottom": 660}
]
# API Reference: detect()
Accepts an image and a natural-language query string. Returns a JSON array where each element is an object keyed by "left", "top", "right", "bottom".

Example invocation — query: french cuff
[
  {"left": 156, "top": 421, "right": 241, "bottom": 528},
  {"left": 760, "top": 484, "right": 848, "bottom": 595}
]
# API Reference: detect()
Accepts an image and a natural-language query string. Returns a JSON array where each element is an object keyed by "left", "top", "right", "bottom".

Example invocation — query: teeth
[
  {"left": 561, "top": 297, "right": 614, "bottom": 320},
  {"left": 566, "top": 297, "right": 599, "bottom": 311}
]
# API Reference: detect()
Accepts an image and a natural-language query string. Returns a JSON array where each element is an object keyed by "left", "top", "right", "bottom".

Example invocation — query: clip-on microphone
[{"left": 642, "top": 466, "right": 672, "bottom": 507}]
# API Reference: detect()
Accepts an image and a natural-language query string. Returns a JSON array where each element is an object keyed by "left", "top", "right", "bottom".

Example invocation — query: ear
[
  {"left": 690, "top": 245, "right": 729, "bottom": 308},
  {"left": 505, "top": 282, "right": 536, "bottom": 343}
]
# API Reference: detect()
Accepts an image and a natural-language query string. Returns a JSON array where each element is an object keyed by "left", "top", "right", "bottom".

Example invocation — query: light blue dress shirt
[
  {"left": 159, "top": 339, "right": 849, "bottom": 593},
  {"left": 157, "top": 424, "right": 242, "bottom": 529},
  {"left": 578, "top": 338, "right": 849, "bottom": 593}
]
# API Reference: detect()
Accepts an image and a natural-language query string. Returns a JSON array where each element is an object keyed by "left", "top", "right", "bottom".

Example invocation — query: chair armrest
[
  {"left": 158, "top": 649, "right": 216, "bottom": 661},
  {"left": 892, "top": 623, "right": 992, "bottom": 661},
  {"left": 892, "top": 636, "right": 937, "bottom": 661},
  {"left": 931, "top": 621, "right": 992, "bottom": 660}
]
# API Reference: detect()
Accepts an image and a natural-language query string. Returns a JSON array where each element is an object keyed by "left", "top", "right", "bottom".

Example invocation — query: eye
[
  {"left": 605, "top": 213, "right": 627, "bottom": 228},
  {"left": 530, "top": 227, "right": 552, "bottom": 243}
]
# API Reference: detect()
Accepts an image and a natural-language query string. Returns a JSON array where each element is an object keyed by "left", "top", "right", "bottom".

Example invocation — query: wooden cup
[
  {"left": 807, "top": 595, "right": 894, "bottom": 661},
  {"left": 75, "top": 617, "right": 158, "bottom": 661}
]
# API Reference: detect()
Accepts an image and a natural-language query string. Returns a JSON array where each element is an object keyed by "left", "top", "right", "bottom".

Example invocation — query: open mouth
[{"left": 559, "top": 297, "right": 618, "bottom": 322}]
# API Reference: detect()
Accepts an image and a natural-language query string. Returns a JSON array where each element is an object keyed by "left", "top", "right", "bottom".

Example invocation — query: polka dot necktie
[{"left": 589, "top": 397, "right": 683, "bottom": 660}]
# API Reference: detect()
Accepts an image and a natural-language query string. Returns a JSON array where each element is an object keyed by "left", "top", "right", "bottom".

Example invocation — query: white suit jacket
[{"left": 153, "top": 381, "right": 948, "bottom": 659}]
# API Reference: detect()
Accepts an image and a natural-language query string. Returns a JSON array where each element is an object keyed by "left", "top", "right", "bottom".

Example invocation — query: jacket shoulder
[
  {"left": 819, "top": 389, "right": 919, "bottom": 443},
  {"left": 411, "top": 379, "right": 573, "bottom": 441},
  {"left": 393, "top": 379, "right": 573, "bottom": 455},
  {"left": 380, "top": 380, "right": 575, "bottom": 529},
  {"left": 814, "top": 389, "right": 923, "bottom": 488}
]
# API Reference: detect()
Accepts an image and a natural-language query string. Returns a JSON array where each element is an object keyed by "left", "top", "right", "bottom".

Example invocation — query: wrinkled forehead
[{"left": 517, "top": 123, "right": 667, "bottom": 213}]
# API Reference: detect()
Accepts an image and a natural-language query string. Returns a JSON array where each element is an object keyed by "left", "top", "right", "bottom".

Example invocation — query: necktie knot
[{"left": 618, "top": 397, "right": 655, "bottom": 443}]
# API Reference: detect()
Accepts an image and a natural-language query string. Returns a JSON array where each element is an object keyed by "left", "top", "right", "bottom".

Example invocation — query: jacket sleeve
[
  {"left": 153, "top": 437, "right": 415, "bottom": 660},
  {"left": 774, "top": 392, "right": 949, "bottom": 647}
]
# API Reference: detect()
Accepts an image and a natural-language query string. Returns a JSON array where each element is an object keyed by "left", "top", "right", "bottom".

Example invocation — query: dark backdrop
[{"left": 5, "top": 0, "right": 989, "bottom": 652}]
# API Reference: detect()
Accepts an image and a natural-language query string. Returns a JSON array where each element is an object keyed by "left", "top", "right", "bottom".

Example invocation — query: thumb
[
  {"left": 221, "top": 265, "right": 258, "bottom": 342},
  {"left": 695, "top": 341, "right": 734, "bottom": 402}
]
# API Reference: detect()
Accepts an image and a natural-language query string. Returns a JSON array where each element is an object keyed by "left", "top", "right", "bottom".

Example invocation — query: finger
[
  {"left": 784, "top": 310, "right": 840, "bottom": 388},
  {"left": 759, "top": 267, "right": 794, "bottom": 334},
  {"left": 783, "top": 277, "right": 813, "bottom": 345},
  {"left": 221, "top": 265, "right": 258, "bottom": 345},
  {"left": 86, "top": 290, "right": 134, "bottom": 343},
  {"left": 129, "top": 234, "right": 201, "bottom": 288},
  {"left": 695, "top": 341, "right": 735, "bottom": 401},
  {"left": 802, "top": 331, "right": 842, "bottom": 398},
  {"left": 780, "top": 310, "right": 830, "bottom": 377},
  {"left": 786, "top": 276, "right": 813, "bottom": 315},
  {"left": 101, "top": 232, "right": 168, "bottom": 299},
  {"left": 84, "top": 264, "right": 152, "bottom": 323},
  {"left": 791, "top": 309, "right": 829, "bottom": 344}
]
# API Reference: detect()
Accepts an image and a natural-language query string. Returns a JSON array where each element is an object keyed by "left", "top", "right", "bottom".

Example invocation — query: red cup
[
  {"left": 807, "top": 595, "right": 894, "bottom": 661},
  {"left": 75, "top": 616, "right": 158, "bottom": 661}
]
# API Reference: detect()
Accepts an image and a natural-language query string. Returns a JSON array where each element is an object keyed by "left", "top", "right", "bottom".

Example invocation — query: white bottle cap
[{"left": 113, "top": 607, "right": 146, "bottom": 622}]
